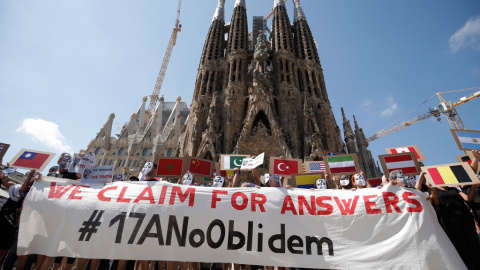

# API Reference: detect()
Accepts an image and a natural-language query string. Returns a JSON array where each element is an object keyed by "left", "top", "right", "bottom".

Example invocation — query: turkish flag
[
  {"left": 188, "top": 158, "right": 213, "bottom": 176},
  {"left": 272, "top": 158, "right": 300, "bottom": 175},
  {"left": 157, "top": 158, "right": 184, "bottom": 176}
]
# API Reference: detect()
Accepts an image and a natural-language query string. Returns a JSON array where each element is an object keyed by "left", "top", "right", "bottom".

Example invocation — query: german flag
[{"left": 427, "top": 165, "right": 473, "bottom": 185}]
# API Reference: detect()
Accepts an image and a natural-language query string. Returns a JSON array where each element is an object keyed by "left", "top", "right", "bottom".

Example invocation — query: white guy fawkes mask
[
  {"left": 113, "top": 173, "right": 125, "bottom": 182},
  {"left": 59, "top": 153, "right": 72, "bottom": 170},
  {"left": 316, "top": 179, "right": 327, "bottom": 189},
  {"left": 213, "top": 176, "right": 225, "bottom": 187},
  {"left": 354, "top": 173, "right": 366, "bottom": 186},
  {"left": 139, "top": 162, "right": 154, "bottom": 181},
  {"left": 396, "top": 171, "right": 404, "bottom": 183},
  {"left": 183, "top": 173, "right": 193, "bottom": 186},
  {"left": 340, "top": 175, "right": 350, "bottom": 186}
]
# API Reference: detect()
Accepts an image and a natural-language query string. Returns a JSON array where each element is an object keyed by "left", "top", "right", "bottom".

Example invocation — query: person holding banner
[
  {"left": 426, "top": 163, "right": 480, "bottom": 270},
  {"left": 35, "top": 152, "right": 81, "bottom": 270},
  {"left": 0, "top": 169, "right": 36, "bottom": 269}
]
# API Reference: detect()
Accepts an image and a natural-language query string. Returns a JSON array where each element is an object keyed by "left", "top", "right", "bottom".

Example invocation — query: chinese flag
[
  {"left": 157, "top": 158, "right": 184, "bottom": 176},
  {"left": 188, "top": 158, "right": 213, "bottom": 176},
  {"left": 272, "top": 159, "right": 300, "bottom": 175}
]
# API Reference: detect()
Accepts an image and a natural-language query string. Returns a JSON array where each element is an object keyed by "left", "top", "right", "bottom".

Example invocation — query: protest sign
[
  {"left": 385, "top": 145, "right": 426, "bottom": 161},
  {"left": 270, "top": 157, "right": 302, "bottom": 176},
  {"left": 451, "top": 129, "right": 480, "bottom": 151},
  {"left": 421, "top": 162, "right": 479, "bottom": 187},
  {"left": 0, "top": 143, "right": 10, "bottom": 160},
  {"left": 324, "top": 154, "right": 359, "bottom": 175},
  {"left": 186, "top": 157, "right": 213, "bottom": 177},
  {"left": 291, "top": 173, "right": 324, "bottom": 189},
  {"left": 18, "top": 178, "right": 466, "bottom": 269},
  {"left": 240, "top": 153, "right": 264, "bottom": 170},
  {"left": 81, "top": 165, "right": 114, "bottom": 184},
  {"left": 220, "top": 155, "right": 250, "bottom": 170},
  {"left": 9, "top": 148, "right": 56, "bottom": 171},
  {"left": 157, "top": 158, "right": 185, "bottom": 177},
  {"left": 68, "top": 153, "right": 83, "bottom": 173},
  {"left": 304, "top": 161, "right": 326, "bottom": 173},
  {"left": 378, "top": 152, "right": 421, "bottom": 177},
  {"left": 72, "top": 153, "right": 97, "bottom": 174}
]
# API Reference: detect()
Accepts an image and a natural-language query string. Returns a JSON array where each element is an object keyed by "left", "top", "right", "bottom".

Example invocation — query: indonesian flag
[
  {"left": 272, "top": 159, "right": 300, "bottom": 175},
  {"left": 383, "top": 153, "right": 418, "bottom": 174},
  {"left": 388, "top": 146, "right": 420, "bottom": 160},
  {"left": 157, "top": 158, "right": 184, "bottom": 176},
  {"left": 188, "top": 158, "right": 213, "bottom": 177}
]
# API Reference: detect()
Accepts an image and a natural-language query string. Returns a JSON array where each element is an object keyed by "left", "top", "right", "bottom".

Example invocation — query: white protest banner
[
  {"left": 72, "top": 153, "right": 97, "bottom": 174},
  {"left": 81, "top": 165, "right": 114, "bottom": 184},
  {"left": 240, "top": 153, "right": 264, "bottom": 170},
  {"left": 18, "top": 178, "right": 466, "bottom": 269}
]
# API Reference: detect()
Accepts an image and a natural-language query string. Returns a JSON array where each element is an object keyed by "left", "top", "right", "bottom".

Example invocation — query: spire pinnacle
[
  {"left": 213, "top": 0, "right": 225, "bottom": 22},
  {"left": 293, "top": 0, "right": 306, "bottom": 21},
  {"left": 235, "top": 0, "right": 246, "bottom": 8},
  {"left": 274, "top": 0, "right": 285, "bottom": 7}
]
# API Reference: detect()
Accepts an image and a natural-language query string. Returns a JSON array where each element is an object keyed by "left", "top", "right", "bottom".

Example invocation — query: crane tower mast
[{"left": 147, "top": 0, "right": 183, "bottom": 113}]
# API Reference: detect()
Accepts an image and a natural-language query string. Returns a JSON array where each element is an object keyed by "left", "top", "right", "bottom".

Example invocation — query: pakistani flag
[{"left": 222, "top": 155, "right": 247, "bottom": 170}]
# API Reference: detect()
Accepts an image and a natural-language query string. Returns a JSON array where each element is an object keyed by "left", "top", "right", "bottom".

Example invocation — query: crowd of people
[{"left": 1, "top": 150, "right": 480, "bottom": 270}]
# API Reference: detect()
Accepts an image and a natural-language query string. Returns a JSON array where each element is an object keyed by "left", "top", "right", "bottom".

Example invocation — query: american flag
[{"left": 308, "top": 162, "right": 326, "bottom": 173}]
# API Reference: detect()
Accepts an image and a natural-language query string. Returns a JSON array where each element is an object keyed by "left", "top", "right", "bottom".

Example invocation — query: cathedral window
[
  {"left": 167, "top": 149, "right": 173, "bottom": 157},
  {"left": 95, "top": 147, "right": 100, "bottom": 155},
  {"left": 118, "top": 147, "right": 124, "bottom": 156}
]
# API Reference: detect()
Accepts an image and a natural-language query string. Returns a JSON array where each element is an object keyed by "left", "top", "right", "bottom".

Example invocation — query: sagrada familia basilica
[{"left": 85, "top": 0, "right": 381, "bottom": 180}]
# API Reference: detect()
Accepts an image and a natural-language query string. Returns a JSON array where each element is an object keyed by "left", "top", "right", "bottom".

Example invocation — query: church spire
[
  {"left": 235, "top": 0, "right": 246, "bottom": 7},
  {"left": 342, "top": 108, "right": 356, "bottom": 154},
  {"left": 293, "top": 0, "right": 306, "bottom": 22},
  {"left": 212, "top": 0, "right": 225, "bottom": 22}
]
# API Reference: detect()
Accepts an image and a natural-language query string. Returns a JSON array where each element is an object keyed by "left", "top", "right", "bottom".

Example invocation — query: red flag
[
  {"left": 157, "top": 158, "right": 184, "bottom": 176},
  {"left": 382, "top": 153, "right": 419, "bottom": 174},
  {"left": 389, "top": 146, "right": 420, "bottom": 159},
  {"left": 272, "top": 159, "right": 300, "bottom": 175},
  {"left": 11, "top": 150, "right": 53, "bottom": 170},
  {"left": 188, "top": 158, "right": 213, "bottom": 176},
  {"left": 368, "top": 178, "right": 383, "bottom": 187}
]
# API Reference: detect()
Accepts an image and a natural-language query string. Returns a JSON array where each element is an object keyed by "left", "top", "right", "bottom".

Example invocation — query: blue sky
[{"left": 1, "top": 0, "right": 479, "bottom": 174}]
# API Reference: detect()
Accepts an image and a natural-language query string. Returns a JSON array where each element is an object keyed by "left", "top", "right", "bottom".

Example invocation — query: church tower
[{"left": 179, "top": 0, "right": 346, "bottom": 164}]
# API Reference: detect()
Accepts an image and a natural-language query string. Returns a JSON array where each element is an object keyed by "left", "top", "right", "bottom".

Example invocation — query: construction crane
[
  {"left": 367, "top": 86, "right": 480, "bottom": 142},
  {"left": 147, "top": 0, "right": 182, "bottom": 113}
]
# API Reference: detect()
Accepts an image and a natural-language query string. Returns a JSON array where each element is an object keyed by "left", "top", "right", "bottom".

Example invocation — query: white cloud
[
  {"left": 449, "top": 16, "right": 480, "bottom": 53},
  {"left": 380, "top": 95, "right": 398, "bottom": 117},
  {"left": 362, "top": 99, "right": 372, "bottom": 107},
  {"left": 16, "top": 118, "right": 73, "bottom": 153}
]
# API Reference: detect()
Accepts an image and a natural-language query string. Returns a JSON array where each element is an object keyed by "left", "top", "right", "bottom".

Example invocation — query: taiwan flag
[
  {"left": 272, "top": 158, "right": 300, "bottom": 175},
  {"left": 10, "top": 149, "right": 55, "bottom": 171},
  {"left": 188, "top": 158, "right": 213, "bottom": 177},
  {"left": 157, "top": 157, "right": 184, "bottom": 176}
]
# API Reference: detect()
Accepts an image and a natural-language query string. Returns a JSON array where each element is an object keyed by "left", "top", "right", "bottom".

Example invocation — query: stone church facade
[{"left": 86, "top": 0, "right": 380, "bottom": 179}]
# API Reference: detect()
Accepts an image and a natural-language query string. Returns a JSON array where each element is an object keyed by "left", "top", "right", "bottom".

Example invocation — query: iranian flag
[
  {"left": 157, "top": 158, "right": 184, "bottom": 176},
  {"left": 327, "top": 155, "right": 357, "bottom": 174},
  {"left": 388, "top": 146, "right": 420, "bottom": 160},
  {"left": 383, "top": 154, "right": 418, "bottom": 174}
]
